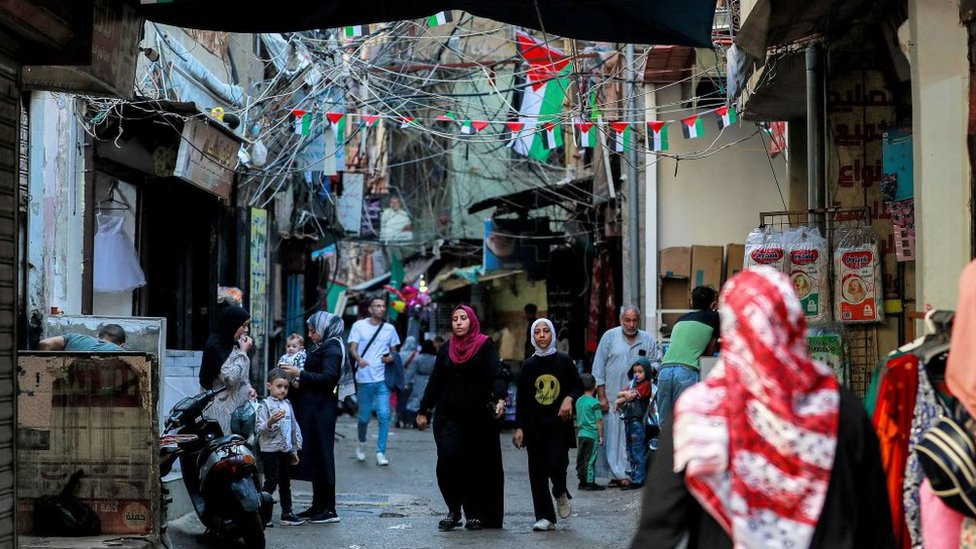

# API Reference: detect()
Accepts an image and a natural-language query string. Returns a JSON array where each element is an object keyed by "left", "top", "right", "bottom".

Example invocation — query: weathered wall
[{"left": 909, "top": 0, "right": 971, "bottom": 310}]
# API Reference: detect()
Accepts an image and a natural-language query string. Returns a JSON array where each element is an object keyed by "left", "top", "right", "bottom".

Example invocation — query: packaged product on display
[
  {"left": 833, "top": 226, "right": 884, "bottom": 324},
  {"left": 786, "top": 227, "right": 830, "bottom": 325},
  {"left": 744, "top": 226, "right": 787, "bottom": 272}
]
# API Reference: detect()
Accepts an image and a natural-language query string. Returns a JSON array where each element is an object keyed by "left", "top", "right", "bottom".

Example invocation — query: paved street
[{"left": 167, "top": 415, "right": 642, "bottom": 548}]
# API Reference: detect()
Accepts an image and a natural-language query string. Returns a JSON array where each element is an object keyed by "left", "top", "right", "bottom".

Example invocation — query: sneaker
[
  {"left": 297, "top": 507, "right": 322, "bottom": 519},
  {"left": 279, "top": 512, "right": 306, "bottom": 526},
  {"left": 355, "top": 444, "right": 366, "bottom": 462},
  {"left": 309, "top": 510, "right": 340, "bottom": 524},
  {"left": 464, "top": 518, "right": 483, "bottom": 530},
  {"left": 437, "top": 512, "right": 462, "bottom": 531},
  {"left": 556, "top": 494, "right": 572, "bottom": 519},
  {"left": 376, "top": 452, "right": 389, "bottom": 466},
  {"left": 532, "top": 519, "right": 555, "bottom": 531}
]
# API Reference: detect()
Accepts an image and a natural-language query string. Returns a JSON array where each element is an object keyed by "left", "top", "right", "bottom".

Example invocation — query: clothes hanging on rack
[
  {"left": 872, "top": 352, "right": 919, "bottom": 549},
  {"left": 903, "top": 362, "right": 945, "bottom": 549},
  {"left": 919, "top": 478, "right": 965, "bottom": 549},
  {"left": 94, "top": 212, "right": 146, "bottom": 293}
]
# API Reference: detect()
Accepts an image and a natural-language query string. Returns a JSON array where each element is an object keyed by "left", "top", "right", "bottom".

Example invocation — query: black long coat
[{"left": 293, "top": 339, "right": 342, "bottom": 485}]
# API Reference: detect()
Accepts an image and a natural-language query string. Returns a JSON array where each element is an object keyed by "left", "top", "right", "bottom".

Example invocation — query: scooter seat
[{"left": 206, "top": 434, "right": 246, "bottom": 450}]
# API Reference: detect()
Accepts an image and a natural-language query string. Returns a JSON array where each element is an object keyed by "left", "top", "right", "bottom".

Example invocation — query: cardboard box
[
  {"left": 659, "top": 247, "right": 691, "bottom": 279},
  {"left": 691, "top": 245, "right": 723, "bottom": 291},
  {"left": 659, "top": 278, "right": 690, "bottom": 336},
  {"left": 725, "top": 243, "right": 745, "bottom": 282}
]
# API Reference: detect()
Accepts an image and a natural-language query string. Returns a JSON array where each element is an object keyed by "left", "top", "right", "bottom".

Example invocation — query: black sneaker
[
  {"left": 438, "top": 512, "right": 462, "bottom": 531},
  {"left": 297, "top": 507, "right": 322, "bottom": 519},
  {"left": 279, "top": 512, "right": 306, "bottom": 526},
  {"left": 309, "top": 510, "right": 340, "bottom": 524},
  {"left": 464, "top": 518, "right": 483, "bottom": 531}
]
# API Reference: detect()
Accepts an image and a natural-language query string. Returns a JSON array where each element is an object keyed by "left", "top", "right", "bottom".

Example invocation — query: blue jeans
[
  {"left": 625, "top": 420, "right": 647, "bottom": 485},
  {"left": 656, "top": 364, "right": 700, "bottom": 426},
  {"left": 357, "top": 381, "right": 390, "bottom": 454}
]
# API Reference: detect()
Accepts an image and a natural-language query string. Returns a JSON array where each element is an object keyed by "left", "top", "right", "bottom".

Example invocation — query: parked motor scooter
[{"left": 160, "top": 387, "right": 272, "bottom": 549}]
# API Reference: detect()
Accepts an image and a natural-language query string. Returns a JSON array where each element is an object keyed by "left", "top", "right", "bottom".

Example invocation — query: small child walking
[
  {"left": 278, "top": 334, "right": 306, "bottom": 388},
  {"left": 575, "top": 373, "right": 605, "bottom": 491},
  {"left": 614, "top": 357, "right": 653, "bottom": 489},
  {"left": 257, "top": 368, "right": 304, "bottom": 526}
]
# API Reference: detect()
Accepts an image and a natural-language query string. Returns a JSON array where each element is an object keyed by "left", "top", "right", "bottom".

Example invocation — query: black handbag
[{"left": 915, "top": 403, "right": 976, "bottom": 518}]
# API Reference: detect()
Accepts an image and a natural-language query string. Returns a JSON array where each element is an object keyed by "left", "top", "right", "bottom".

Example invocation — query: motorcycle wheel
[{"left": 236, "top": 510, "right": 265, "bottom": 549}]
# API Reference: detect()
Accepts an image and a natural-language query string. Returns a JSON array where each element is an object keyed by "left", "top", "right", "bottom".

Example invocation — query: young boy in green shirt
[{"left": 575, "top": 373, "right": 605, "bottom": 491}]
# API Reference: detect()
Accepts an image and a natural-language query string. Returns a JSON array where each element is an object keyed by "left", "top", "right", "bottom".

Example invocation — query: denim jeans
[
  {"left": 625, "top": 420, "right": 647, "bottom": 485},
  {"left": 655, "top": 364, "right": 701, "bottom": 426},
  {"left": 357, "top": 381, "right": 390, "bottom": 454}
]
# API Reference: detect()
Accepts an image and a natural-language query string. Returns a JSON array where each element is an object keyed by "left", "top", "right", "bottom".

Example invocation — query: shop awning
[
  {"left": 137, "top": 0, "right": 720, "bottom": 47},
  {"left": 428, "top": 265, "right": 524, "bottom": 293},
  {"left": 468, "top": 177, "right": 594, "bottom": 215}
]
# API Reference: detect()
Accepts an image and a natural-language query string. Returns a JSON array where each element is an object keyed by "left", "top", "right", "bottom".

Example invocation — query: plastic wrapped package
[
  {"left": 786, "top": 227, "right": 831, "bottom": 325},
  {"left": 833, "top": 227, "right": 884, "bottom": 324},
  {"left": 744, "top": 226, "right": 787, "bottom": 272}
]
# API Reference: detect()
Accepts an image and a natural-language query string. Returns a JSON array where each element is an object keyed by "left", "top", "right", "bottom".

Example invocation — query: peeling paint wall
[
  {"left": 27, "top": 92, "right": 85, "bottom": 323},
  {"left": 16, "top": 353, "right": 159, "bottom": 538}
]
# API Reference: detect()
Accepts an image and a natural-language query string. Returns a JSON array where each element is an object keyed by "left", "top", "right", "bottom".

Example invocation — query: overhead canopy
[
  {"left": 137, "top": 0, "right": 719, "bottom": 47},
  {"left": 468, "top": 177, "right": 594, "bottom": 215}
]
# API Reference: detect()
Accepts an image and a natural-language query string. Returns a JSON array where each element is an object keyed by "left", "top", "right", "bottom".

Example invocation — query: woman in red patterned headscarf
[
  {"left": 631, "top": 266, "right": 894, "bottom": 548},
  {"left": 416, "top": 305, "right": 509, "bottom": 532}
]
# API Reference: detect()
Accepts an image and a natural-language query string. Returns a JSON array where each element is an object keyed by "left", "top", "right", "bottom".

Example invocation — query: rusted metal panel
[{"left": 16, "top": 353, "right": 159, "bottom": 540}]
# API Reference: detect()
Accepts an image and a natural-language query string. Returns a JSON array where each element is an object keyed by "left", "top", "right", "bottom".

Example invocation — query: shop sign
[
  {"left": 22, "top": 0, "right": 143, "bottom": 99},
  {"left": 249, "top": 208, "right": 269, "bottom": 373},
  {"left": 172, "top": 118, "right": 240, "bottom": 200}
]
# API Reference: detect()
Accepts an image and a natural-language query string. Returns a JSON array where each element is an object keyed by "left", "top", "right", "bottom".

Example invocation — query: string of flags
[
  {"left": 287, "top": 105, "right": 740, "bottom": 154},
  {"left": 343, "top": 11, "right": 454, "bottom": 39}
]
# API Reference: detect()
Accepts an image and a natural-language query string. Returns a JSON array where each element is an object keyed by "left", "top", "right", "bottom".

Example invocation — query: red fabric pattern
[
  {"left": 872, "top": 353, "right": 919, "bottom": 549},
  {"left": 673, "top": 267, "right": 840, "bottom": 547}
]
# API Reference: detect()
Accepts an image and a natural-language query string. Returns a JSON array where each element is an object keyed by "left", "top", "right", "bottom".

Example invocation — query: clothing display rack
[{"left": 758, "top": 207, "right": 875, "bottom": 396}]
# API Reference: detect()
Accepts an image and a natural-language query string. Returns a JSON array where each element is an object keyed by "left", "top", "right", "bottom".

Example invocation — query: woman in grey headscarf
[{"left": 281, "top": 311, "right": 345, "bottom": 524}]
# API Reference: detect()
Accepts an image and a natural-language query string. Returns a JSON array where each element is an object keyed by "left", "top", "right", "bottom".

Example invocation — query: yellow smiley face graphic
[{"left": 535, "top": 374, "right": 560, "bottom": 405}]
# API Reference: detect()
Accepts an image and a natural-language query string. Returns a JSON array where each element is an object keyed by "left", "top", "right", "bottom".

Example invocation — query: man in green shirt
[
  {"left": 656, "top": 287, "right": 719, "bottom": 424},
  {"left": 38, "top": 324, "right": 126, "bottom": 352}
]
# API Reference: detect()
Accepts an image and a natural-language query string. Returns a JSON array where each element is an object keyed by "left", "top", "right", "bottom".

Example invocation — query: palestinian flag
[
  {"left": 506, "top": 121, "right": 525, "bottom": 142},
  {"left": 399, "top": 116, "right": 416, "bottom": 129},
  {"left": 681, "top": 114, "right": 706, "bottom": 139},
  {"left": 510, "top": 32, "right": 571, "bottom": 161},
  {"left": 360, "top": 115, "right": 380, "bottom": 128},
  {"left": 716, "top": 105, "right": 738, "bottom": 129},
  {"left": 575, "top": 121, "right": 597, "bottom": 148},
  {"left": 461, "top": 119, "right": 490, "bottom": 135},
  {"left": 435, "top": 112, "right": 457, "bottom": 122},
  {"left": 427, "top": 11, "right": 453, "bottom": 27},
  {"left": 646, "top": 121, "right": 669, "bottom": 152},
  {"left": 343, "top": 25, "right": 369, "bottom": 38},
  {"left": 326, "top": 112, "right": 347, "bottom": 148},
  {"left": 540, "top": 123, "right": 559, "bottom": 150},
  {"left": 610, "top": 122, "right": 631, "bottom": 153},
  {"left": 292, "top": 109, "right": 312, "bottom": 136}
]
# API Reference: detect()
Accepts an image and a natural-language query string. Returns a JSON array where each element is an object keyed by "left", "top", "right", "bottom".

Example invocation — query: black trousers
[
  {"left": 433, "top": 415, "right": 504, "bottom": 527},
  {"left": 526, "top": 433, "right": 570, "bottom": 523},
  {"left": 260, "top": 452, "right": 294, "bottom": 513}
]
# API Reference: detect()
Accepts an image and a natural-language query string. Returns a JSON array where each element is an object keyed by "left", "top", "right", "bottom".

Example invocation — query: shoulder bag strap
[{"left": 360, "top": 323, "right": 385, "bottom": 357}]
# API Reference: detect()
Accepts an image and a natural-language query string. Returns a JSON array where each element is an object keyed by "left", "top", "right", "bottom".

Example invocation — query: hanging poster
[
  {"left": 808, "top": 333, "right": 845, "bottom": 385},
  {"left": 360, "top": 195, "right": 382, "bottom": 239},
  {"left": 337, "top": 172, "right": 364, "bottom": 235},
  {"left": 380, "top": 195, "right": 413, "bottom": 243},
  {"left": 249, "top": 208, "right": 268, "bottom": 374}
]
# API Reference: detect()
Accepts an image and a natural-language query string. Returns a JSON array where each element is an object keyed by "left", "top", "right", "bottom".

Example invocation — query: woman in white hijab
[{"left": 512, "top": 318, "right": 584, "bottom": 532}]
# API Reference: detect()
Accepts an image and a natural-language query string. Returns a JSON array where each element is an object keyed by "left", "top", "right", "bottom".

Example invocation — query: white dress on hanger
[{"left": 94, "top": 212, "right": 146, "bottom": 293}]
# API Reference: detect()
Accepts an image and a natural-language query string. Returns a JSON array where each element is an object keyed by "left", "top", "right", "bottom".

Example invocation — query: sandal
[{"left": 608, "top": 479, "right": 631, "bottom": 488}]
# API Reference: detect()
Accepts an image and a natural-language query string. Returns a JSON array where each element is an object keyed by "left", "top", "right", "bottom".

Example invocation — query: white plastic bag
[
  {"left": 744, "top": 226, "right": 787, "bottom": 272},
  {"left": 833, "top": 227, "right": 884, "bottom": 324},
  {"left": 786, "top": 227, "right": 830, "bottom": 325}
]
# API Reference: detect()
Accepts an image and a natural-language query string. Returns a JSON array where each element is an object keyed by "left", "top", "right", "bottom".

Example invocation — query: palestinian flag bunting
[
  {"left": 326, "top": 112, "right": 347, "bottom": 148},
  {"left": 610, "top": 122, "right": 631, "bottom": 153},
  {"left": 576, "top": 122, "right": 597, "bottom": 148},
  {"left": 461, "top": 119, "right": 490, "bottom": 135},
  {"left": 435, "top": 112, "right": 457, "bottom": 122},
  {"left": 510, "top": 32, "right": 571, "bottom": 160},
  {"left": 646, "top": 121, "right": 669, "bottom": 151},
  {"left": 399, "top": 116, "right": 416, "bottom": 128},
  {"left": 427, "top": 11, "right": 453, "bottom": 27},
  {"left": 540, "top": 123, "right": 559, "bottom": 150},
  {"left": 360, "top": 115, "right": 380, "bottom": 127},
  {"left": 681, "top": 114, "right": 706, "bottom": 139},
  {"left": 716, "top": 105, "right": 738, "bottom": 129},
  {"left": 343, "top": 25, "right": 369, "bottom": 38},
  {"left": 292, "top": 109, "right": 312, "bottom": 136}
]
